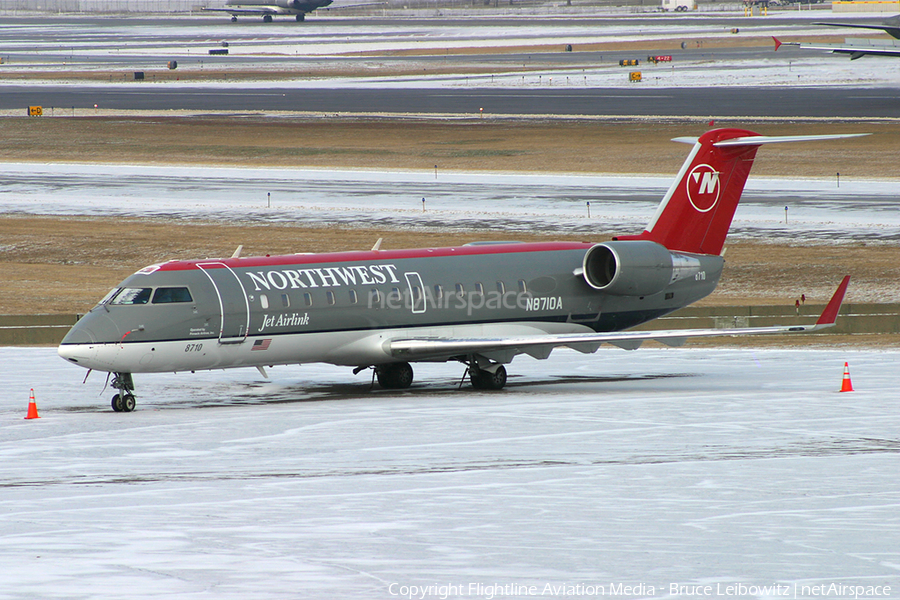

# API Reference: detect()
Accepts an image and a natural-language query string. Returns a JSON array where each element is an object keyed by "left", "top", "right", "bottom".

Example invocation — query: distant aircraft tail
[{"left": 615, "top": 128, "right": 868, "bottom": 256}]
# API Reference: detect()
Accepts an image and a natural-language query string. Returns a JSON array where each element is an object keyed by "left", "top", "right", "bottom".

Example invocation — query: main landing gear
[
  {"left": 365, "top": 359, "right": 508, "bottom": 391},
  {"left": 469, "top": 364, "right": 507, "bottom": 390},
  {"left": 111, "top": 372, "right": 136, "bottom": 412},
  {"left": 375, "top": 362, "right": 414, "bottom": 389}
]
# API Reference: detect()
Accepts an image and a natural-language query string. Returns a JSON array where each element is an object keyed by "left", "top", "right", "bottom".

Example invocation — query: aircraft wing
[
  {"left": 814, "top": 16, "right": 900, "bottom": 40},
  {"left": 318, "top": 1, "right": 387, "bottom": 10},
  {"left": 774, "top": 36, "right": 900, "bottom": 59},
  {"left": 203, "top": 6, "right": 278, "bottom": 14},
  {"left": 387, "top": 276, "right": 850, "bottom": 362}
]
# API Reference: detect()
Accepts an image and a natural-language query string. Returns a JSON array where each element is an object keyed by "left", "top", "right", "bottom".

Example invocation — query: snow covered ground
[
  {"left": 2, "top": 162, "right": 898, "bottom": 244},
  {"left": 2, "top": 346, "right": 899, "bottom": 599},
  {"left": 3, "top": 12, "right": 900, "bottom": 88}
]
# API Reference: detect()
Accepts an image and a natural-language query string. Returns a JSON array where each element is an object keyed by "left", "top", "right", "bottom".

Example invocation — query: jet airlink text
[{"left": 259, "top": 312, "right": 310, "bottom": 332}]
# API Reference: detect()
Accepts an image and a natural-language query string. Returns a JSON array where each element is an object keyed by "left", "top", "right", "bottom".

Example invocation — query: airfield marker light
[
  {"left": 422, "top": 197, "right": 426, "bottom": 212},
  {"left": 784, "top": 206, "right": 788, "bottom": 224},
  {"left": 25, "top": 389, "right": 39, "bottom": 420},
  {"left": 840, "top": 362, "right": 854, "bottom": 392},
  {"left": 267, "top": 192, "right": 271, "bottom": 208},
  {"left": 586, "top": 201, "right": 591, "bottom": 218},
  {"left": 836, "top": 172, "right": 840, "bottom": 188}
]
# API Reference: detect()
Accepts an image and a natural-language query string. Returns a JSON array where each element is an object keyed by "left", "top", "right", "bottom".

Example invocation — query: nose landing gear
[{"left": 111, "top": 372, "right": 136, "bottom": 412}]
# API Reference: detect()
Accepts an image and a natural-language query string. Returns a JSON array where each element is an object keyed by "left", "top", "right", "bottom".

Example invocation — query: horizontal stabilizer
[{"left": 713, "top": 133, "right": 870, "bottom": 147}]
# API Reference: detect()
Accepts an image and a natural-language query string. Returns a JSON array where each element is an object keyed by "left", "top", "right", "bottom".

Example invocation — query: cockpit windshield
[
  {"left": 105, "top": 287, "right": 193, "bottom": 306},
  {"left": 111, "top": 288, "right": 152, "bottom": 305}
]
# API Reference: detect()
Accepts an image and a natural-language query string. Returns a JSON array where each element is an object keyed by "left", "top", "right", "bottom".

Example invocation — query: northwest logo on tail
[{"left": 686, "top": 164, "right": 720, "bottom": 212}]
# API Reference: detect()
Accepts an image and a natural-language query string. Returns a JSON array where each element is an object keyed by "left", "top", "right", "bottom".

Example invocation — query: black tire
[
  {"left": 470, "top": 365, "right": 507, "bottom": 390},
  {"left": 263, "top": 14, "right": 273, "bottom": 22},
  {"left": 376, "top": 362, "right": 414, "bottom": 389},
  {"left": 296, "top": 13, "right": 305, "bottom": 21},
  {"left": 122, "top": 394, "right": 136, "bottom": 412},
  {"left": 112, "top": 393, "right": 123, "bottom": 412}
]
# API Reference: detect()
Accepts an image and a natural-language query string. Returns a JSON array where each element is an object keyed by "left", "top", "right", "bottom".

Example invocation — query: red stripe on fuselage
[{"left": 153, "top": 241, "right": 595, "bottom": 271}]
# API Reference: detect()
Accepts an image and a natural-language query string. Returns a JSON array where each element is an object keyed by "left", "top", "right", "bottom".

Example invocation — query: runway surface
[{"left": 4, "top": 84, "right": 900, "bottom": 118}]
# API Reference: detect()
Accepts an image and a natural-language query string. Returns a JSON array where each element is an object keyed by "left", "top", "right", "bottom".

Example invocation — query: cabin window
[
  {"left": 411, "top": 286, "right": 422, "bottom": 304},
  {"left": 497, "top": 281, "right": 506, "bottom": 295},
  {"left": 326, "top": 291, "right": 336, "bottom": 305},
  {"left": 111, "top": 288, "right": 151, "bottom": 305},
  {"left": 303, "top": 293, "right": 312, "bottom": 307},
  {"left": 369, "top": 289, "right": 382, "bottom": 306},
  {"left": 455, "top": 283, "right": 465, "bottom": 296},
  {"left": 433, "top": 285, "right": 443, "bottom": 302},
  {"left": 260, "top": 294, "right": 269, "bottom": 309},
  {"left": 152, "top": 287, "right": 193, "bottom": 304},
  {"left": 281, "top": 293, "right": 290, "bottom": 308},
  {"left": 518, "top": 279, "right": 527, "bottom": 294},
  {"left": 349, "top": 290, "right": 358, "bottom": 305},
  {"left": 474, "top": 282, "right": 484, "bottom": 296}
]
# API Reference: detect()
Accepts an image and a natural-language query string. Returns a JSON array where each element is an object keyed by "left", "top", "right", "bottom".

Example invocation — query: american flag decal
[{"left": 252, "top": 339, "right": 272, "bottom": 351}]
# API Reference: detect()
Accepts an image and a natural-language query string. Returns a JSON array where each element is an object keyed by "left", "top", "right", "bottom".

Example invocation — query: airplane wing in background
[
  {"left": 774, "top": 35, "right": 900, "bottom": 59},
  {"left": 815, "top": 15, "right": 900, "bottom": 40},
  {"left": 386, "top": 276, "right": 851, "bottom": 364},
  {"left": 203, "top": 6, "right": 279, "bottom": 14},
  {"left": 317, "top": 1, "right": 387, "bottom": 10}
]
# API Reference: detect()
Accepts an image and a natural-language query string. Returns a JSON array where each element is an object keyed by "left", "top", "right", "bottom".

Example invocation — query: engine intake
[{"left": 582, "top": 241, "right": 674, "bottom": 296}]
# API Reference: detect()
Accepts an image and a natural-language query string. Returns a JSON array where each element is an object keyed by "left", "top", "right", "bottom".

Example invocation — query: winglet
[
  {"left": 773, "top": 36, "right": 782, "bottom": 51},
  {"left": 816, "top": 275, "right": 851, "bottom": 326}
]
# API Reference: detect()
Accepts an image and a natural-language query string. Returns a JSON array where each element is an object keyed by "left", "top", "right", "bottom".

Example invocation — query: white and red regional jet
[{"left": 58, "top": 128, "right": 858, "bottom": 412}]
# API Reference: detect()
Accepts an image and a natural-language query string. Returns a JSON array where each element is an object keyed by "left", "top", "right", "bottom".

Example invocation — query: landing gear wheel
[
  {"left": 231, "top": 15, "right": 237, "bottom": 21},
  {"left": 376, "top": 362, "right": 414, "bottom": 389},
  {"left": 263, "top": 14, "right": 273, "bottom": 22},
  {"left": 121, "top": 393, "right": 136, "bottom": 412},
  {"left": 296, "top": 13, "right": 305, "bottom": 21},
  {"left": 470, "top": 365, "right": 507, "bottom": 390},
  {"left": 111, "top": 393, "right": 136, "bottom": 412},
  {"left": 110, "top": 373, "right": 136, "bottom": 412}
]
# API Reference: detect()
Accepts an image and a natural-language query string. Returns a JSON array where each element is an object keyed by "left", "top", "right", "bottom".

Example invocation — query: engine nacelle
[{"left": 582, "top": 241, "right": 674, "bottom": 296}]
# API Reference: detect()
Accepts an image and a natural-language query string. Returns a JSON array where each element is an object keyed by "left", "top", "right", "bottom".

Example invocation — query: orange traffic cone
[
  {"left": 25, "top": 388, "right": 40, "bottom": 419},
  {"left": 839, "top": 362, "right": 854, "bottom": 393}
]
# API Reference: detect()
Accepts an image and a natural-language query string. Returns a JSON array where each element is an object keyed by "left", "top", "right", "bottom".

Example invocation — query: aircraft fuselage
[{"left": 59, "top": 241, "right": 722, "bottom": 375}]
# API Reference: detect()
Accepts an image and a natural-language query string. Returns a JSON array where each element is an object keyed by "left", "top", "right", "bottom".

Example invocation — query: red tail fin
[
  {"left": 616, "top": 128, "right": 761, "bottom": 256},
  {"left": 615, "top": 129, "right": 869, "bottom": 256}
]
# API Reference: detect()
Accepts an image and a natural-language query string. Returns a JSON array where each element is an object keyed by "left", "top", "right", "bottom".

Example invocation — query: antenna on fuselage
[
  {"left": 371, "top": 238, "right": 383, "bottom": 252},
  {"left": 231, "top": 245, "right": 243, "bottom": 259}
]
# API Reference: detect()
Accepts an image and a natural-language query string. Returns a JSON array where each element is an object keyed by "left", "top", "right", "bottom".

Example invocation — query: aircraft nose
[
  {"left": 61, "top": 311, "right": 123, "bottom": 344},
  {"left": 58, "top": 311, "right": 123, "bottom": 369}
]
